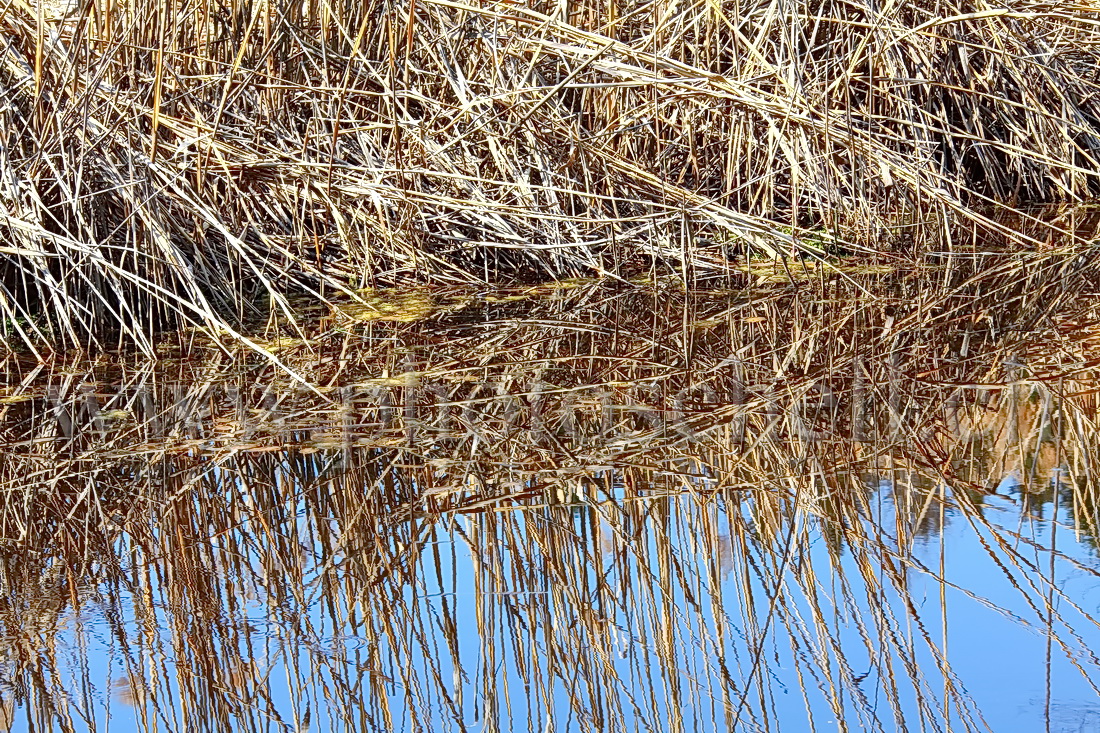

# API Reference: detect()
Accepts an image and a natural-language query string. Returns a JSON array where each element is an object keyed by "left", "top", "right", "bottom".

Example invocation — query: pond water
[{"left": 2, "top": 255, "right": 1100, "bottom": 732}]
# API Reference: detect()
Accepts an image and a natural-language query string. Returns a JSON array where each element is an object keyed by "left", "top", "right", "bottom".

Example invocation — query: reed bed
[
  {"left": 1, "top": 265, "right": 1100, "bottom": 729},
  {"left": 1, "top": 0, "right": 1099, "bottom": 348}
]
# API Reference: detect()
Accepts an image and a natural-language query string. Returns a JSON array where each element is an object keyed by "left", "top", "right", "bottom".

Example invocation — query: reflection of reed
[{"left": 1, "top": 257, "right": 1099, "bottom": 730}]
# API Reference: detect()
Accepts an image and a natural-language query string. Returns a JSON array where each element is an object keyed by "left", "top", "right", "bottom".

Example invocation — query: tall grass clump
[{"left": 1, "top": 0, "right": 1099, "bottom": 348}]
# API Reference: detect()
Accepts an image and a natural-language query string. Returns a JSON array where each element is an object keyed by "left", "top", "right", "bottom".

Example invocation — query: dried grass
[{"left": 1, "top": 0, "right": 1099, "bottom": 348}]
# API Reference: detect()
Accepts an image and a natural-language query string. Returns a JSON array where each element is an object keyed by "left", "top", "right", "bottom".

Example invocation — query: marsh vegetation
[
  {"left": 4, "top": 1, "right": 1100, "bottom": 730},
  {"left": 2, "top": 0, "right": 1100, "bottom": 346}
]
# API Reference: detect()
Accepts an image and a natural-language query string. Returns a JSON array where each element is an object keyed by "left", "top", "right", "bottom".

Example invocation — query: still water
[{"left": 2, "top": 260, "right": 1100, "bottom": 732}]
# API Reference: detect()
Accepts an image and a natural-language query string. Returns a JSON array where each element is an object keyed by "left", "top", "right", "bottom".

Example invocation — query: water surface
[{"left": 3, "top": 256, "right": 1100, "bottom": 732}]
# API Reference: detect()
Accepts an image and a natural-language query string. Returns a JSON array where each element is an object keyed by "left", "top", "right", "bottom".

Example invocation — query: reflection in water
[{"left": 1, "top": 256, "right": 1100, "bottom": 731}]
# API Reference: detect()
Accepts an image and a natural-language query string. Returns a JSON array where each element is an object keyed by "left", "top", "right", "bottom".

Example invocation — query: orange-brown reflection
[{"left": 0, "top": 255, "right": 1098, "bottom": 729}]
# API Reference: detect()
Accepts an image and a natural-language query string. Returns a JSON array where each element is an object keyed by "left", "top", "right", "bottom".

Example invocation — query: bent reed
[{"left": 1, "top": 0, "right": 1099, "bottom": 349}]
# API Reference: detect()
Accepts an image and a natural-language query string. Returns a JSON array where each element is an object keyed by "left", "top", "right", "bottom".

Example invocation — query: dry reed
[{"left": 1, "top": 0, "right": 1099, "bottom": 348}]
